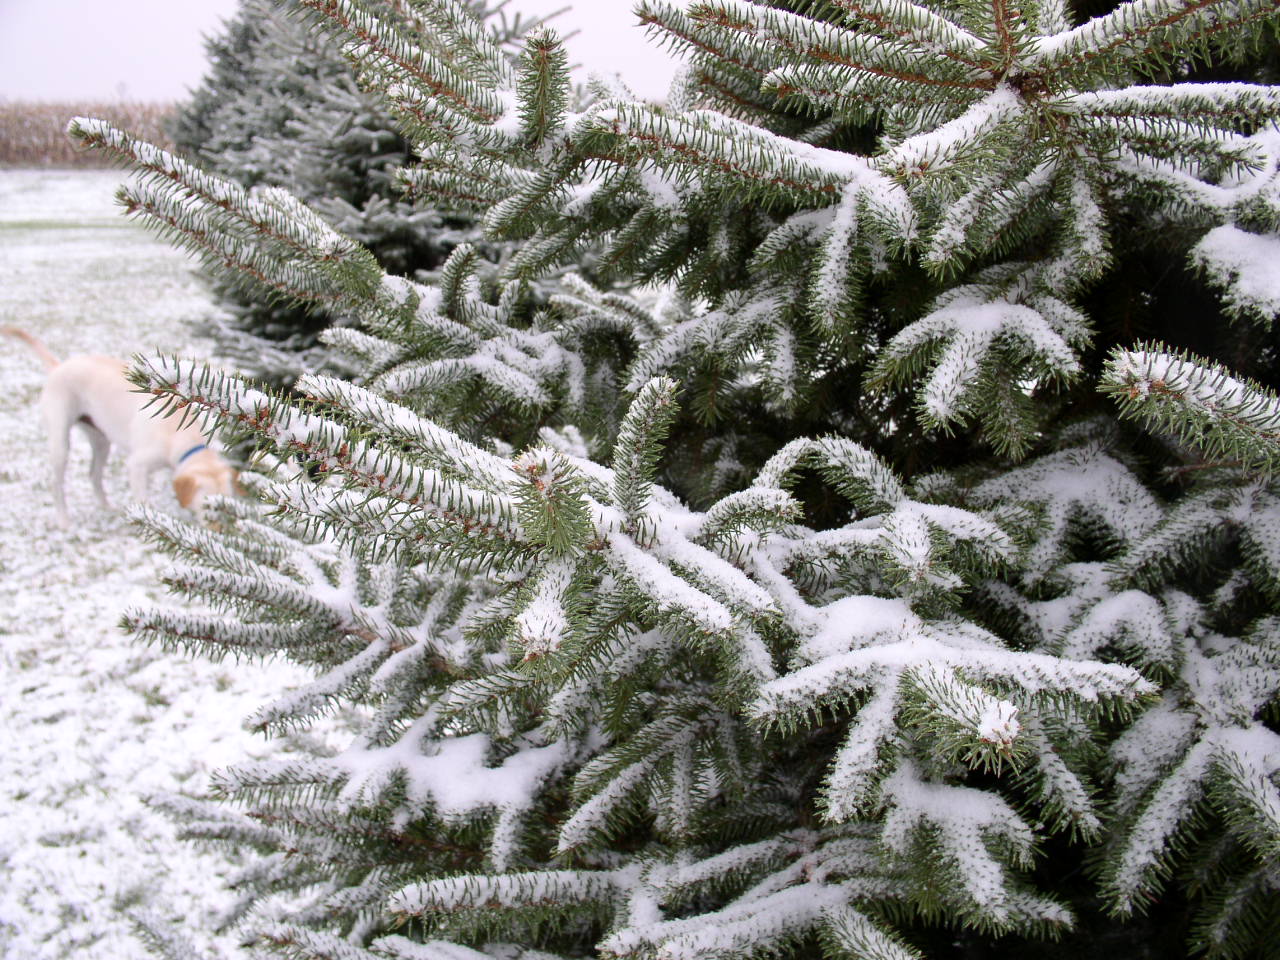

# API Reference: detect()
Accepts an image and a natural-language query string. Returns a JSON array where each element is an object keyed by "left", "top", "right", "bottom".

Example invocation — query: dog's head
[{"left": 173, "top": 451, "right": 239, "bottom": 522}]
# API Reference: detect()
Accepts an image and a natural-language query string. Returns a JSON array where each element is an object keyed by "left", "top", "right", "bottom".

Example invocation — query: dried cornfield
[{"left": 0, "top": 101, "right": 176, "bottom": 168}]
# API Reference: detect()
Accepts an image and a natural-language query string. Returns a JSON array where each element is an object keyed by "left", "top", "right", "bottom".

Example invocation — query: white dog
[{"left": 4, "top": 326, "right": 237, "bottom": 527}]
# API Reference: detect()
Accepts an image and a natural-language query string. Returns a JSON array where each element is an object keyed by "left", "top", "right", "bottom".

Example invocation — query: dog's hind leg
[
  {"left": 39, "top": 386, "right": 80, "bottom": 528},
  {"left": 80, "top": 420, "right": 112, "bottom": 509},
  {"left": 44, "top": 417, "right": 72, "bottom": 528}
]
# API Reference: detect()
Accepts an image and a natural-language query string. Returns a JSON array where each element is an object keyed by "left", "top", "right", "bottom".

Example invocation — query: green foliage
[{"left": 72, "top": 0, "right": 1280, "bottom": 958}]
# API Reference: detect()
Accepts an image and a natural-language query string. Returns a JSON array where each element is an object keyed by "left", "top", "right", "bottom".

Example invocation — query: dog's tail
[{"left": 1, "top": 326, "right": 60, "bottom": 371}]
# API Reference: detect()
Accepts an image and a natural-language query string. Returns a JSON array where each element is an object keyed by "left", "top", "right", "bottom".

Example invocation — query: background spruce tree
[
  {"left": 72, "top": 0, "right": 1280, "bottom": 958},
  {"left": 172, "top": 0, "right": 542, "bottom": 385}
]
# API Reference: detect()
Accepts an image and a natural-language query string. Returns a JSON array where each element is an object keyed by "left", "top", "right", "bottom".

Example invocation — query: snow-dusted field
[{"left": 0, "top": 170, "right": 308, "bottom": 959}]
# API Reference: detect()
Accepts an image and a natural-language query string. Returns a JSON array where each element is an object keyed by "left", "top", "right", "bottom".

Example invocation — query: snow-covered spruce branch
[
  {"left": 1111, "top": 478, "right": 1280, "bottom": 602},
  {"left": 866, "top": 277, "right": 1090, "bottom": 456},
  {"left": 577, "top": 102, "right": 858, "bottom": 206},
  {"left": 636, "top": 0, "right": 774, "bottom": 86},
  {"left": 298, "top": 0, "right": 508, "bottom": 125},
  {"left": 68, "top": 118, "right": 378, "bottom": 278},
  {"left": 680, "top": 0, "right": 993, "bottom": 95},
  {"left": 828, "top": 0, "right": 990, "bottom": 70},
  {"left": 1063, "top": 83, "right": 1280, "bottom": 127},
  {"left": 967, "top": 441, "right": 1164, "bottom": 584},
  {"left": 1102, "top": 344, "right": 1280, "bottom": 475},
  {"left": 1099, "top": 644, "right": 1280, "bottom": 919},
  {"left": 1028, "top": 0, "right": 1280, "bottom": 86},
  {"left": 514, "top": 27, "right": 571, "bottom": 150},
  {"left": 128, "top": 356, "right": 527, "bottom": 553},
  {"left": 114, "top": 181, "right": 364, "bottom": 312}
]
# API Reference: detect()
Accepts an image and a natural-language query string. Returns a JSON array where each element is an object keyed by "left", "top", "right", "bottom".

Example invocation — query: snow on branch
[
  {"left": 1191, "top": 225, "right": 1280, "bottom": 325},
  {"left": 972, "top": 443, "right": 1162, "bottom": 583},
  {"left": 867, "top": 282, "right": 1087, "bottom": 456},
  {"left": 880, "top": 761, "right": 1039, "bottom": 921},
  {"left": 830, "top": 0, "right": 988, "bottom": 64},
  {"left": 1064, "top": 83, "right": 1280, "bottom": 126},
  {"left": 686, "top": 0, "right": 990, "bottom": 95},
  {"left": 1103, "top": 344, "right": 1280, "bottom": 475},
  {"left": 296, "top": 374, "right": 513, "bottom": 495},
  {"left": 299, "top": 0, "right": 505, "bottom": 123},
  {"left": 1029, "top": 0, "right": 1280, "bottom": 82},
  {"left": 879, "top": 85, "right": 1025, "bottom": 178}
]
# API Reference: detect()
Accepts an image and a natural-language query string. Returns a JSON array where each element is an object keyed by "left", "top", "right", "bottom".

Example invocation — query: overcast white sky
[{"left": 0, "top": 0, "right": 681, "bottom": 103}]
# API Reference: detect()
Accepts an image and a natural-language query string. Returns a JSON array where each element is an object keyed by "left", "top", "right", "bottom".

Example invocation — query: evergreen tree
[
  {"left": 71, "top": 0, "right": 1280, "bottom": 957},
  {"left": 172, "top": 0, "right": 538, "bottom": 385}
]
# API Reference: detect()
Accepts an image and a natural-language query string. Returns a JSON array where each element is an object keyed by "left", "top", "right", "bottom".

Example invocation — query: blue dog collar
[{"left": 176, "top": 444, "right": 207, "bottom": 466}]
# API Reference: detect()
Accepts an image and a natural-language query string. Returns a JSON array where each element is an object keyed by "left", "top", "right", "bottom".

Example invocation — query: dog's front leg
[{"left": 128, "top": 456, "right": 154, "bottom": 504}]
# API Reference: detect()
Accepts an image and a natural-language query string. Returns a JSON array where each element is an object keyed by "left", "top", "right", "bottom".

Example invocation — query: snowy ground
[{"left": 0, "top": 169, "right": 310, "bottom": 959}]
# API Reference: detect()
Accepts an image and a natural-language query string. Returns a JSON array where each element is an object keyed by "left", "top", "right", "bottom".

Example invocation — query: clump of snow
[
  {"left": 1191, "top": 225, "right": 1280, "bottom": 322},
  {"left": 976, "top": 700, "right": 1020, "bottom": 747},
  {"left": 332, "top": 716, "right": 570, "bottom": 834},
  {"left": 515, "top": 556, "right": 575, "bottom": 659}
]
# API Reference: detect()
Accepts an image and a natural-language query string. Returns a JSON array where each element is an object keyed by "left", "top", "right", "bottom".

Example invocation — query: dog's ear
[{"left": 174, "top": 473, "right": 199, "bottom": 510}]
